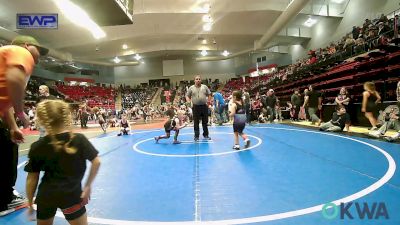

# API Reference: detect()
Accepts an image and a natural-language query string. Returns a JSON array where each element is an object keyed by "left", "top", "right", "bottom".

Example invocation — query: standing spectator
[
  {"left": 79, "top": 104, "right": 89, "bottom": 128},
  {"left": 37, "top": 85, "right": 56, "bottom": 137},
  {"left": 261, "top": 89, "right": 277, "bottom": 123},
  {"left": 213, "top": 91, "right": 226, "bottom": 125},
  {"left": 0, "top": 35, "right": 48, "bottom": 216},
  {"left": 291, "top": 90, "right": 302, "bottom": 121},
  {"left": 251, "top": 98, "right": 261, "bottom": 122},
  {"left": 25, "top": 100, "right": 101, "bottom": 224},
  {"left": 275, "top": 99, "right": 283, "bottom": 122},
  {"left": 303, "top": 85, "right": 322, "bottom": 125},
  {"left": 186, "top": 75, "right": 212, "bottom": 141},
  {"left": 362, "top": 82, "right": 381, "bottom": 130},
  {"left": 0, "top": 35, "right": 48, "bottom": 141},
  {"left": 242, "top": 88, "right": 251, "bottom": 124}
]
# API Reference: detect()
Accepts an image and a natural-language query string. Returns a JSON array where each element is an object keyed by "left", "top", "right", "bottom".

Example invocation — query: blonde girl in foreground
[{"left": 25, "top": 100, "right": 100, "bottom": 225}]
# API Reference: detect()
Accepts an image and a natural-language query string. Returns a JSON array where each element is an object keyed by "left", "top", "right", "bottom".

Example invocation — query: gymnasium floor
[{"left": 2, "top": 123, "right": 400, "bottom": 225}]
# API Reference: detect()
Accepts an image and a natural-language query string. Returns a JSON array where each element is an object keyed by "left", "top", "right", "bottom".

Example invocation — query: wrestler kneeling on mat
[
  {"left": 117, "top": 114, "right": 131, "bottom": 136},
  {"left": 155, "top": 110, "right": 188, "bottom": 144}
]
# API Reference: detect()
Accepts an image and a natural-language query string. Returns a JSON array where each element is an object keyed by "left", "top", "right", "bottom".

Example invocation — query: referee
[{"left": 186, "top": 75, "right": 212, "bottom": 141}]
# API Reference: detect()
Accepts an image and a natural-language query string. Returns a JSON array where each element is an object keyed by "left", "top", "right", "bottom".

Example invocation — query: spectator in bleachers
[
  {"left": 354, "top": 35, "right": 366, "bottom": 54},
  {"left": 308, "top": 50, "right": 317, "bottom": 64},
  {"left": 378, "top": 21, "right": 390, "bottom": 36},
  {"left": 363, "top": 19, "right": 372, "bottom": 30},
  {"left": 352, "top": 26, "right": 360, "bottom": 39},
  {"left": 378, "top": 14, "right": 388, "bottom": 24},
  {"left": 362, "top": 82, "right": 381, "bottom": 130}
]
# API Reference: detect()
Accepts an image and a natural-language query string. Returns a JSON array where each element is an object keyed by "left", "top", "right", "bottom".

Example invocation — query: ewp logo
[
  {"left": 322, "top": 202, "right": 389, "bottom": 220},
  {"left": 17, "top": 14, "right": 58, "bottom": 29}
]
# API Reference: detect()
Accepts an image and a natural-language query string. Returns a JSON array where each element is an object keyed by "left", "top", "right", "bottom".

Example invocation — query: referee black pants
[{"left": 193, "top": 104, "right": 209, "bottom": 138}]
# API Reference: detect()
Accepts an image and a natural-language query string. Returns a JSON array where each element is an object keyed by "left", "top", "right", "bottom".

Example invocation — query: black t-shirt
[
  {"left": 307, "top": 91, "right": 321, "bottom": 108},
  {"left": 263, "top": 95, "right": 277, "bottom": 108},
  {"left": 24, "top": 133, "right": 98, "bottom": 204},
  {"left": 331, "top": 112, "right": 351, "bottom": 130}
]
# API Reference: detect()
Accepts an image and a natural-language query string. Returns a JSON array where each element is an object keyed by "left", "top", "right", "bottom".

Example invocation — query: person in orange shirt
[
  {"left": 0, "top": 35, "right": 48, "bottom": 143},
  {"left": 0, "top": 36, "right": 48, "bottom": 217}
]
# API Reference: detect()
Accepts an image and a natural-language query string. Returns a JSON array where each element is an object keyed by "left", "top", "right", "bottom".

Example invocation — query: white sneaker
[
  {"left": 368, "top": 131, "right": 382, "bottom": 138},
  {"left": 384, "top": 133, "right": 400, "bottom": 142},
  {"left": 8, "top": 194, "right": 27, "bottom": 208}
]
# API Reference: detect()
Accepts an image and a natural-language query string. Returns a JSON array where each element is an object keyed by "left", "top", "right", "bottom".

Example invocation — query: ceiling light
[
  {"left": 134, "top": 54, "right": 141, "bottom": 60},
  {"left": 222, "top": 50, "right": 230, "bottom": 57},
  {"left": 202, "top": 3, "right": 211, "bottom": 13},
  {"left": 113, "top": 56, "right": 121, "bottom": 63},
  {"left": 53, "top": 0, "right": 106, "bottom": 39},
  {"left": 200, "top": 50, "right": 208, "bottom": 56},
  {"left": 202, "top": 15, "right": 213, "bottom": 23},
  {"left": 203, "top": 22, "right": 212, "bottom": 31},
  {"left": 331, "top": 0, "right": 345, "bottom": 3},
  {"left": 202, "top": 39, "right": 207, "bottom": 44},
  {"left": 304, "top": 17, "right": 317, "bottom": 27},
  {"left": 122, "top": 44, "right": 128, "bottom": 49}
]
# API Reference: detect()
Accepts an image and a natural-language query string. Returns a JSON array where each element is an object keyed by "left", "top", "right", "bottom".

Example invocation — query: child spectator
[{"left": 319, "top": 105, "right": 351, "bottom": 132}]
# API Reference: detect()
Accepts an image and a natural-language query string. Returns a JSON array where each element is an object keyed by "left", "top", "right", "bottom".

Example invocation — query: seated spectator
[
  {"left": 307, "top": 50, "right": 317, "bottom": 64},
  {"left": 319, "top": 105, "right": 351, "bottom": 132},
  {"left": 368, "top": 81, "right": 400, "bottom": 142},
  {"left": 258, "top": 112, "right": 267, "bottom": 123},
  {"left": 335, "top": 87, "right": 351, "bottom": 111},
  {"left": 368, "top": 106, "right": 399, "bottom": 141}
]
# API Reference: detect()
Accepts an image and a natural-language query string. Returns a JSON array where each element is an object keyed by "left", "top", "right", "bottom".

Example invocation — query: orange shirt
[{"left": 0, "top": 45, "right": 34, "bottom": 113}]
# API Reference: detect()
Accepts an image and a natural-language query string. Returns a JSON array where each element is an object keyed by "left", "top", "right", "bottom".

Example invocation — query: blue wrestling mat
[{"left": 2, "top": 124, "right": 400, "bottom": 225}]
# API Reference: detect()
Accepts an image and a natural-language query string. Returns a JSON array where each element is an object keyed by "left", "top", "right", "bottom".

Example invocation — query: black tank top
[
  {"left": 121, "top": 120, "right": 129, "bottom": 128},
  {"left": 235, "top": 102, "right": 245, "bottom": 114}
]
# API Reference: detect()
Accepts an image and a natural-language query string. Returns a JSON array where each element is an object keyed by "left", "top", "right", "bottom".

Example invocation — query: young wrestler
[
  {"left": 24, "top": 99, "right": 100, "bottom": 225},
  {"left": 97, "top": 109, "right": 108, "bottom": 133},
  {"left": 362, "top": 82, "right": 381, "bottom": 130},
  {"left": 154, "top": 110, "right": 188, "bottom": 144},
  {"left": 117, "top": 114, "right": 131, "bottom": 136},
  {"left": 229, "top": 91, "right": 251, "bottom": 150}
]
